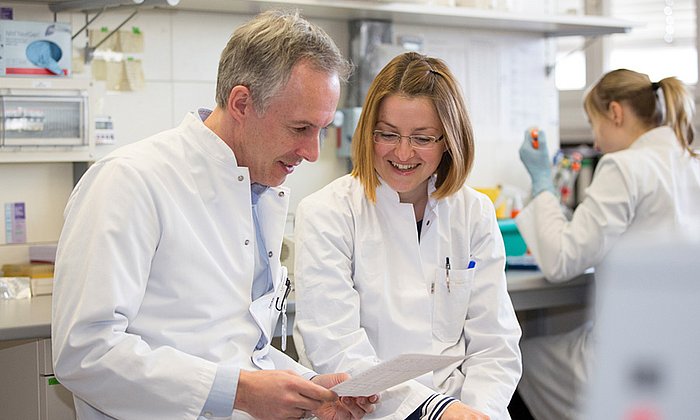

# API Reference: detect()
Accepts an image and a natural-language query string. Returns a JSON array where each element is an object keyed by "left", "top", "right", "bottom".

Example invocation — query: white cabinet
[
  {"left": 0, "top": 338, "right": 76, "bottom": 420},
  {"left": 0, "top": 78, "right": 96, "bottom": 164}
]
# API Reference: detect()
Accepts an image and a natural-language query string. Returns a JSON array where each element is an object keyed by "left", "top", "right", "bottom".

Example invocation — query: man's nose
[{"left": 298, "top": 132, "right": 321, "bottom": 162}]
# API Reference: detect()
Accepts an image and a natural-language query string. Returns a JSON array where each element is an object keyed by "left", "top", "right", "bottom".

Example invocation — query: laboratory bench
[
  {"left": 506, "top": 269, "right": 592, "bottom": 311},
  {"left": 0, "top": 294, "right": 53, "bottom": 341},
  {"left": 0, "top": 270, "right": 593, "bottom": 342},
  {"left": 0, "top": 270, "right": 590, "bottom": 419}
]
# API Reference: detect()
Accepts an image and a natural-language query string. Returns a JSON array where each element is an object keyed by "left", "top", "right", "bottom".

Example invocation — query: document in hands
[{"left": 330, "top": 354, "right": 464, "bottom": 396}]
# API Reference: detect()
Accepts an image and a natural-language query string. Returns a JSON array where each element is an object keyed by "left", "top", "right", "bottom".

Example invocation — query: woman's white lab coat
[
  {"left": 52, "top": 111, "right": 308, "bottom": 420},
  {"left": 293, "top": 175, "right": 522, "bottom": 420},
  {"left": 515, "top": 126, "right": 700, "bottom": 420}
]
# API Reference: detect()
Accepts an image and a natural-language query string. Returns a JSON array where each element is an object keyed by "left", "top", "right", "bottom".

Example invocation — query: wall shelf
[
  {"left": 0, "top": 150, "right": 94, "bottom": 164},
  {"left": 30, "top": 0, "right": 635, "bottom": 36},
  {"left": 171, "top": 0, "right": 635, "bottom": 37}
]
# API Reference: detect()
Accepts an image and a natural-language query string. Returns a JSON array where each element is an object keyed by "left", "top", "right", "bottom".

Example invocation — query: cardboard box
[
  {"left": 1, "top": 262, "right": 54, "bottom": 278},
  {"left": 0, "top": 20, "right": 72, "bottom": 76}
]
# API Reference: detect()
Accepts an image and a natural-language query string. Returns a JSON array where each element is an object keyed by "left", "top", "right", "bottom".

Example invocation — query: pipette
[{"left": 530, "top": 128, "right": 539, "bottom": 149}]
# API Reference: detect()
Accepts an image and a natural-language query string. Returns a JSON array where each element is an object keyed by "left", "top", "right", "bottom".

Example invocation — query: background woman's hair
[{"left": 584, "top": 68, "right": 696, "bottom": 157}]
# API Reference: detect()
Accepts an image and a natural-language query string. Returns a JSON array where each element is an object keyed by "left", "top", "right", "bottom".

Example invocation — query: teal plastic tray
[{"left": 497, "top": 219, "right": 527, "bottom": 256}]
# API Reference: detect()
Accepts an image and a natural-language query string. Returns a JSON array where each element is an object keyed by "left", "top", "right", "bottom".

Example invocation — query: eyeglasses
[{"left": 372, "top": 130, "right": 444, "bottom": 150}]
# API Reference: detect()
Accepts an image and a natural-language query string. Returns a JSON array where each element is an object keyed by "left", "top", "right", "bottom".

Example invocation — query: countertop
[
  {"left": 0, "top": 270, "right": 593, "bottom": 341},
  {"left": 0, "top": 294, "right": 52, "bottom": 341}
]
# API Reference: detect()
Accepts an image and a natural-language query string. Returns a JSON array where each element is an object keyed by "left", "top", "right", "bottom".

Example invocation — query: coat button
[
  {"left": 244, "top": 239, "right": 250, "bottom": 245},
  {"left": 426, "top": 220, "right": 430, "bottom": 225},
  {"left": 268, "top": 251, "right": 273, "bottom": 258},
  {"left": 278, "top": 191, "right": 285, "bottom": 197},
  {"left": 238, "top": 175, "right": 245, "bottom": 182}
]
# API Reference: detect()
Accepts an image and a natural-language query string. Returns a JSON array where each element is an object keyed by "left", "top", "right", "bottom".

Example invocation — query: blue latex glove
[
  {"left": 26, "top": 40, "right": 64, "bottom": 75},
  {"left": 519, "top": 128, "right": 555, "bottom": 197}
]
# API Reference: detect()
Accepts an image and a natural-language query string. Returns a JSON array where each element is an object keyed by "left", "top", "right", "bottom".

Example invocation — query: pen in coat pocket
[{"left": 445, "top": 257, "right": 451, "bottom": 292}]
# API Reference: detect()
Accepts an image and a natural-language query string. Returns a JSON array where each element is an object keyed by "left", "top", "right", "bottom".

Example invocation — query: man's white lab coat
[{"left": 52, "top": 112, "right": 309, "bottom": 419}]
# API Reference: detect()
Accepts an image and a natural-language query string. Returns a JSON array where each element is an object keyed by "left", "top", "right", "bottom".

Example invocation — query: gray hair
[{"left": 215, "top": 9, "right": 352, "bottom": 114}]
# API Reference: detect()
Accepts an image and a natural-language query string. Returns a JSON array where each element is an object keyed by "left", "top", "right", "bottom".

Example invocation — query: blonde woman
[
  {"left": 516, "top": 69, "right": 700, "bottom": 420},
  {"left": 294, "top": 52, "right": 522, "bottom": 420}
]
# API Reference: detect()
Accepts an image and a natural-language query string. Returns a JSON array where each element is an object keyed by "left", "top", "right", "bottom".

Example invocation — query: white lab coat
[
  {"left": 515, "top": 126, "right": 700, "bottom": 420},
  {"left": 52, "top": 111, "right": 311, "bottom": 420},
  {"left": 293, "top": 175, "right": 522, "bottom": 420}
]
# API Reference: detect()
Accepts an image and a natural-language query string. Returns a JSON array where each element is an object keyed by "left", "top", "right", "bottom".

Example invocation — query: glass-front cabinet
[
  {"left": 1, "top": 95, "right": 87, "bottom": 147},
  {"left": 0, "top": 78, "right": 94, "bottom": 162}
]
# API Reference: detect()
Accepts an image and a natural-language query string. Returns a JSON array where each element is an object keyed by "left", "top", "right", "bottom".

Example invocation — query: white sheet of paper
[{"left": 330, "top": 354, "right": 464, "bottom": 396}]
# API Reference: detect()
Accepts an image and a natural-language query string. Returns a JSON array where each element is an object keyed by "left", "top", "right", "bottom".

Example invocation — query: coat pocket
[{"left": 432, "top": 267, "right": 475, "bottom": 343}]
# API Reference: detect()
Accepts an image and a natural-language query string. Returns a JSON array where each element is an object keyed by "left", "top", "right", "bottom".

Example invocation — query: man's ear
[{"left": 227, "top": 85, "right": 253, "bottom": 123}]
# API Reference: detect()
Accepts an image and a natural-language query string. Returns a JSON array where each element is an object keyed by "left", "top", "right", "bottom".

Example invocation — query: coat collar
[
  {"left": 181, "top": 109, "right": 290, "bottom": 198},
  {"left": 180, "top": 108, "right": 241, "bottom": 169},
  {"left": 629, "top": 126, "right": 676, "bottom": 151},
  {"left": 375, "top": 174, "right": 440, "bottom": 211}
]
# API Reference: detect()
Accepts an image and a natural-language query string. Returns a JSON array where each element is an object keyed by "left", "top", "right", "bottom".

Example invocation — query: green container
[{"left": 497, "top": 219, "right": 527, "bottom": 256}]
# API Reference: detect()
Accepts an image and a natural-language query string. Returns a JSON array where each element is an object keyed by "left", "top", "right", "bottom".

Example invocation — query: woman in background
[
  {"left": 293, "top": 52, "right": 522, "bottom": 420},
  {"left": 516, "top": 69, "right": 700, "bottom": 420}
]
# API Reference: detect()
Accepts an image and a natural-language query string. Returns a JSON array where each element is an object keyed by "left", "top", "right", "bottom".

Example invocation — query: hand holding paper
[{"left": 331, "top": 353, "right": 464, "bottom": 397}]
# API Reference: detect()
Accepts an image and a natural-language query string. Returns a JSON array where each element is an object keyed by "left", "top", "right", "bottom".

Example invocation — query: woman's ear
[{"left": 608, "top": 101, "right": 624, "bottom": 127}]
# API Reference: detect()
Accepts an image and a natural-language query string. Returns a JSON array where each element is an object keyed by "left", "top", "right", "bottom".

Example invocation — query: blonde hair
[
  {"left": 215, "top": 9, "right": 351, "bottom": 114},
  {"left": 350, "top": 52, "right": 475, "bottom": 202},
  {"left": 584, "top": 68, "right": 696, "bottom": 157}
]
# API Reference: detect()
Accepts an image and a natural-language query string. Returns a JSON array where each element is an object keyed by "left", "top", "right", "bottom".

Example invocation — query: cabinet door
[
  {"left": 38, "top": 338, "right": 76, "bottom": 419},
  {"left": 0, "top": 339, "right": 76, "bottom": 419},
  {"left": 0, "top": 339, "right": 41, "bottom": 418},
  {"left": 40, "top": 375, "right": 76, "bottom": 420}
]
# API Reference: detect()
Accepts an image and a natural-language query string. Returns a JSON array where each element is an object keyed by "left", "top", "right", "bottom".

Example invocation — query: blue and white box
[
  {"left": 0, "top": 20, "right": 72, "bottom": 76},
  {"left": 4, "top": 202, "right": 26, "bottom": 244}
]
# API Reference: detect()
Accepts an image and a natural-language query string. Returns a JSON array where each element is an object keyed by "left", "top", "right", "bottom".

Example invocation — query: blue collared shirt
[{"left": 199, "top": 115, "right": 273, "bottom": 418}]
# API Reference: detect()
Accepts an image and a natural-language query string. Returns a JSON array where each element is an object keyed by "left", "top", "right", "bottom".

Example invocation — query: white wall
[
  {"left": 0, "top": 2, "right": 555, "bottom": 264},
  {"left": 0, "top": 4, "right": 351, "bottom": 263}
]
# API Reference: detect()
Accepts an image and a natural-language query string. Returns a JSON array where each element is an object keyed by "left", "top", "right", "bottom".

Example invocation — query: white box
[
  {"left": 0, "top": 20, "right": 72, "bottom": 76},
  {"left": 30, "top": 277, "right": 54, "bottom": 296}
]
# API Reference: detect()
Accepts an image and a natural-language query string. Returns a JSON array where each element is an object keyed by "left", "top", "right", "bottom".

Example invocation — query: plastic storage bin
[{"left": 497, "top": 218, "right": 527, "bottom": 256}]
